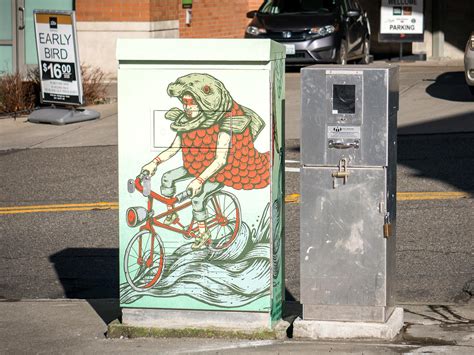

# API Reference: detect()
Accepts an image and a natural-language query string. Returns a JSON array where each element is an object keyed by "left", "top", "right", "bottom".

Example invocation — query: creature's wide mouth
[
  {"left": 181, "top": 92, "right": 197, "bottom": 105},
  {"left": 181, "top": 93, "right": 202, "bottom": 120}
]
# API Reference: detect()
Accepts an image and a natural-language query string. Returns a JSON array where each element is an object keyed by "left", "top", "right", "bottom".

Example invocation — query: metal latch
[
  {"left": 383, "top": 212, "right": 392, "bottom": 238},
  {"left": 332, "top": 158, "right": 349, "bottom": 188}
]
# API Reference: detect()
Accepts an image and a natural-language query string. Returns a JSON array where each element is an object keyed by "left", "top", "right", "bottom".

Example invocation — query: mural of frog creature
[{"left": 142, "top": 73, "right": 271, "bottom": 249}]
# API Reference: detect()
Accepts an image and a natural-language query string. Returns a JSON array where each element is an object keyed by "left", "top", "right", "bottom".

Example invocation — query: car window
[
  {"left": 259, "top": 0, "right": 341, "bottom": 14},
  {"left": 346, "top": 0, "right": 361, "bottom": 11},
  {"left": 340, "top": 0, "right": 349, "bottom": 13}
]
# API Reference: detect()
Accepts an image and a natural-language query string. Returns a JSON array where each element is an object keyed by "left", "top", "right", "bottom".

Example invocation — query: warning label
[{"left": 327, "top": 126, "right": 361, "bottom": 140}]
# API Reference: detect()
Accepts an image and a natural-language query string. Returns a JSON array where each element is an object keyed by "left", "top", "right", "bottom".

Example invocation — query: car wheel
[
  {"left": 359, "top": 38, "right": 370, "bottom": 64},
  {"left": 337, "top": 40, "right": 348, "bottom": 65}
]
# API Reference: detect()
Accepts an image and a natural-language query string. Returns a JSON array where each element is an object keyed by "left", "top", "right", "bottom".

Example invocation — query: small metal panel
[
  {"left": 325, "top": 71, "right": 363, "bottom": 125},
  {"left": 301, "top": 66, "right": 397, "bottom": 167},
  {"left": 300, "top": 166, "right": 388, "bottom": 313}
]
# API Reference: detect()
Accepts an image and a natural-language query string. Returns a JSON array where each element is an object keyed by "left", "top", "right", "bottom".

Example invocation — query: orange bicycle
[{"left": 124, "top": 172, "right": 241, "bottom": 292}]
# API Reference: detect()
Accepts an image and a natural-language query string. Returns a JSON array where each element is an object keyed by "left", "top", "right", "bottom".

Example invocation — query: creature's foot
[
  {"left": 163, "top": 212, "right": 178, "bottom": 225},
  {"left": 192, "top": 230, "right": 211, "bottom": 249}
]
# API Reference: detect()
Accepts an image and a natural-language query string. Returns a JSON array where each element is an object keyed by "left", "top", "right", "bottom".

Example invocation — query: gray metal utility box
[{"left": 300, "top": 65, "right": 399, "bottom": 323}]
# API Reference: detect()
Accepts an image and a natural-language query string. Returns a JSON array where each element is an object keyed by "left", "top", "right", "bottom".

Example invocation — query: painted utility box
[
  {"left": 300, "top": 65, "right": 399, "bottom": 323},
  {"left": 117, "top": 39, "right": 285, "bottom": 328}
]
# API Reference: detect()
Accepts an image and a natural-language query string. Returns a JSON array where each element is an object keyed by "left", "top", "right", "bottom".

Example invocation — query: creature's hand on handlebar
[
  {"left": 137, "top": 170, "right": 149, "bottom": 182},
  {"left": 187, "top": 179, "right": 203, "bottom": 198},
  {"left": 141, "top": 160, "right": 159, "bottom": 178}
]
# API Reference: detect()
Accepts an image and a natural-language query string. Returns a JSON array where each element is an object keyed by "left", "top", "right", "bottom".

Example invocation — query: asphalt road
[
  {"left": 1, "top": 134, "right": 472, "bottom": 305},
  {"left": 1, "top": 64, "right": 473, "bottom": 309}
]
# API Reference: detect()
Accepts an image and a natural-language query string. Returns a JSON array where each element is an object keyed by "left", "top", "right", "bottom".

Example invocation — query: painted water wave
[{"left": 120, "top": 203, "right": 272, "bottom": 308}]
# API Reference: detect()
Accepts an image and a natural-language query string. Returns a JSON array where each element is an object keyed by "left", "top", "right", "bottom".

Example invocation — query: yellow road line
[
  {"left": 0, "top": 202, "right": 118, "bottom": 215},
  {"left": 0, "top": 201, "right": 118, "bottom": 211},
  {"left": 0, "top": 191, "right": 471, "bottom": 215},
  {"left": 397, "top": 191, "right": 472, "bottom": 201},
  {"left": 285, "top": 194, "right": 301, "bottom": 203},
  {"left": 284, "top": 191, "right": 471, "bottom": 204}
]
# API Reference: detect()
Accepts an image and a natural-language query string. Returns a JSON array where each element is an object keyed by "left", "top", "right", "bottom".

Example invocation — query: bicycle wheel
[
  {"left": 124, "top": 230, "right": 165, "bottom": 292},
  {"left": 204, "top": 190, "right": 241, "bottom": 250}
]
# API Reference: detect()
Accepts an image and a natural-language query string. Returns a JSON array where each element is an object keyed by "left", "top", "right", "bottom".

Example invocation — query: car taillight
[{"left": 126, "top": 206, "right": 148, "bottom": 227}]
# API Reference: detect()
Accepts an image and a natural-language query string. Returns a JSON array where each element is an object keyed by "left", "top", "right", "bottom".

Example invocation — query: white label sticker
[
  {"left": 284, "top": 44, "right": 295, "bottom": 55},
  {"left": 327, "top": 126, "right": 361, "bottom": 139},
  {"left": 326, "top": 70, "right": 363, "bottom": 75}
]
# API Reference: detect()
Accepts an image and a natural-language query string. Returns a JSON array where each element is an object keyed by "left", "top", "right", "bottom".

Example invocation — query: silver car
[{"left": 465, "top": 32, "right": 474, "bottom": 95}]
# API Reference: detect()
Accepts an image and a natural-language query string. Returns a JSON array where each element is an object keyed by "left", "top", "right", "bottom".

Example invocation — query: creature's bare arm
[{"left": 141, "top": 134, "right": 181, "bottom": 176}]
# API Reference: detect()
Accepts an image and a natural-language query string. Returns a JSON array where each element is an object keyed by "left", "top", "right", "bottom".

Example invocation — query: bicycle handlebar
[
  {"left": 175, "top": 189, "right": 192, "bottom": 203},
  {"left": 132, "top": 174, "right": 191, "bottom": 204},
  {"left": 138, "top": 171, "right": 149, "bottom": 181}
]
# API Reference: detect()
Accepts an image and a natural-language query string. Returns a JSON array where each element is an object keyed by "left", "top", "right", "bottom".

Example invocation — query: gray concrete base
[
  {"left": 28, "top": 107, "right": 100, "bottom": 125},
  {"left": 293, "top": 307, "right": 404, "bottom": 340},
  {"left": 303, "top": 304, "right": 394, "bottom": 323},
  {"left": 122, "top": 308, "right": 272, "bottom": 331}
]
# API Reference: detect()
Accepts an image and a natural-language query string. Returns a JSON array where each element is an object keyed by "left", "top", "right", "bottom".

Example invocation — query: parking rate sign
[{"left": 34, "top": 11, "right": 83, "bottom": 105}]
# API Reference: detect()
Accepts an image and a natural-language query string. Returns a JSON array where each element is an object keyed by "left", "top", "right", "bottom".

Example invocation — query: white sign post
[
  {"left": 379, "top": 0, "right": 424, "bottom": 43},
  {"left": 28, "top": 10, "right": 99, "bottom": 125}
]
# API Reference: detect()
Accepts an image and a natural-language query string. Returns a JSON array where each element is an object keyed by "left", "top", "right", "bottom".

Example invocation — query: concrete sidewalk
[
  {"left": 1, "top": 63, "right": 474, "bottom": 151},
  {"left": 0, "top": 103, "right": 117, "bottom": 151},
  {"left": 0, "top": 299, "right": 472, "bottom": 354}
]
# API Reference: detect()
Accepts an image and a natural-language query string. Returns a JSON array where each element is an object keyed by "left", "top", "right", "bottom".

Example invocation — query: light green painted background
[
  {"left": 117, "top": 39, "right": 285, "bottom": 325},
  {"left": 119, "top": 67, "right": 272, "bottom": 312}
]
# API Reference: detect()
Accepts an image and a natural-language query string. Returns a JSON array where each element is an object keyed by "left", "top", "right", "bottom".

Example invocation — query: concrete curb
[
  {"left": 293, "top": 307, "right": 404, "bottom": 340},
  {"left": 107, "top": 319, "right": 290, "bottom": 340}
]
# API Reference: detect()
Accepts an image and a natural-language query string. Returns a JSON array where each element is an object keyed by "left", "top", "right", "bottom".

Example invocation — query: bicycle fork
[{"left": 136, "top": 232, "right": 156, "bottom": 267}]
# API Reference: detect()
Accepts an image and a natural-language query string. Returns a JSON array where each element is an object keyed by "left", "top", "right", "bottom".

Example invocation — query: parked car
[
  {"left": 465, "top": 32, "right": 474, "bottom": 95},
  {"left": 245, "top": 0, "right": 371, "bottom": 65}
]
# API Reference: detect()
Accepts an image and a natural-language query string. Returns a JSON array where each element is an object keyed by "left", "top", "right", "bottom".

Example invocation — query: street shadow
[
  {"left": 398, "top": 112, "right": 474, "bottom": 136},
  {"left": 425, "top": 71, "right": 474, "bottom": 102},
  {"left": 283, "top": 289, "right": 302, "bottom": 338},
  {"left": 398, "top": 130, "right": 474, "bottom": 193},
  {"left": 396, "top": 116, "right": 474, "bottom": 304},
  {"left": 404, "top": 305, "right": 473, "bottom": 325},
  {"left": 286, "top": 139, "right": 300, "bottom": 152},
  {"left": 49, "top": 248, "right": 120, "bottom": 323}
]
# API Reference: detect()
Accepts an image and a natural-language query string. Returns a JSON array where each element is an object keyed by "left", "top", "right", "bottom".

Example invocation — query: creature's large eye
[{"left": 203, "top": 85, "right": 211, "bottom": 94}]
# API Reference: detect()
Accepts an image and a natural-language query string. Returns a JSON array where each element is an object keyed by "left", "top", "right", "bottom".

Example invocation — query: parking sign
[{"left": 379, "top": 0, "right": 424, "bottom": 42}]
